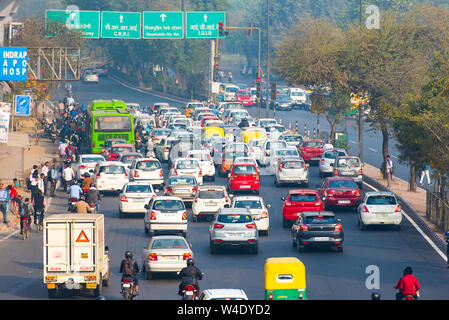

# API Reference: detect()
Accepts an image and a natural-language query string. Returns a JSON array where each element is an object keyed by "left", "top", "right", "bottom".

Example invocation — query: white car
[
  {"left": 144, "top": 196, "right": 188, "bottom": 237},
  {"left": 269, "top": 148, "right": 300, "bottom": 171},
  {"left": 199, "top": 289, "right": 248, "bottom": 300},
  {"left": 224, "top": 142, "right": 249, "bottom": 154},
  {"left": 170, "top": 158, "right": 203, "bottom": 185},
  {"left": 141, "top": 235, "right": 193, "bottom": 280},
  {"left": 186, "top": 150, "right": 216, "bottom": 181},
  {"left": 234, "top": 157, "right": 259, "bottom": 170},
  {"left": 73, "top": 154, "right": 105, "bottom": 180},
  {"left": 275, "top": 158, "right": 309, "bottom": 187},
  {"left": 192, "top": 185, "right": 230, "bottom": 222},
  {"left": 128, "top": 158, "right": 164, "bottom": 186},
  {"left": 256, "top": 118, "right": 277, "bottom": 128},
  {"left": 231, "top": 196, "right": 270, "bottom": 236},
  {"left": 358, "top": 191, "right": 403, "bottom": 230},
  {"left": 93, "top": 161, "right": 128, "bottom": 193},
  {"left": 260, "top": 140, "right": 287, "bottom": 166},
  {"left": 248, "top": 138, "right": 266, "bottom": 164},
  {"left": 119, "top": 182, "right": 157, "bottom": 217},
  {"left": 319, "top": 148, "right": 348, "bottom": 178}
]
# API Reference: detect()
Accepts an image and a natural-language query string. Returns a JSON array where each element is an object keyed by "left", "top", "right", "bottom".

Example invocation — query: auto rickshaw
[
  {"left": 264, "top": 257, "right": 307, "bottom": 300},
  {"left": 240, "top": 127, "right": 266, "bottom": 145},
  {"left": 203, "top": 126, "right": 225, "bottom": 139}
]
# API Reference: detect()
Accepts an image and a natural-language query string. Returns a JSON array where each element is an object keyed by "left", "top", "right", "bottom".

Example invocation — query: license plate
[
  {"left": 341, "top": 171, "right": 354, "bottom": 176},
  {"left": 206, "top": 202, "right": 217, "bottom": 207},
  {"left": 133, "top": 199, "right": 145, "bottom": 202},
  {"left": 163, "top": 256, "right": 178, "bottom": 261},
  {"left": 86, "top": 283, "right": 97, "bottom": 289},
  {"left": 240, "top": 185, "right": 251, "bottom": 189},
  {"left": 176, "top": 189, "right": 190, "bottom": 194},
  {"left": 311, "top": 157, "right": 320, "bottom": 160},
  {"left": 122, "top": 283, "right": 131, "bottom": 288},
  {"left": 314, "top": 237, "right": 329, "bottom": 241},
  {"left": 185, "top": 291, "right": 194, "bottom": 296},
  {"left": 227, "top": 233, "right": 244, "bottom": 238},
  {"left": 338, "top": 200, "right": 351, "bottom": 204}
]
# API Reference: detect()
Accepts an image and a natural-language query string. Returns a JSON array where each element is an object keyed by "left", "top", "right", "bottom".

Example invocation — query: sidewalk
[{"left": 363, "top": 163, "right": 446, "bottom": 250}]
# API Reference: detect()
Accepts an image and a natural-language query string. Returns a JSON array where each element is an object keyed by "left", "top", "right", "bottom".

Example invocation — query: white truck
[
  {"left": 43, "top": 214, "right": 110, "bottom": 298},
  {"left": 287, "top": 87, "right": 308, "bottom": 109}
]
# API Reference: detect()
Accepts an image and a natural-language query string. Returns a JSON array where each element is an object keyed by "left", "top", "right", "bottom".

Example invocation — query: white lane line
[
  {"left": 349, "top": 140, "right": 357, "bottom": 144},
  {"left": 368, "top": 147, "right": 377, "bottom": 152},
  {"left": 363, "top": 181, "right": 447, "bottom": 262},
  {"left": 391, "top": 155, "right": 399, "bottom": 159},
  {"left": 109, "top": 75, "right": 187, "bottom": 104}
]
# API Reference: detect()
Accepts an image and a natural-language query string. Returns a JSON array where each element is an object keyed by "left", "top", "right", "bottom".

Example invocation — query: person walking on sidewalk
[
  {"left": 0, "top": 183, "right": 9, "bottom": 224},
  {"left": 385, "top": 155, "right": 394, "bottom": 188},
  {"left": 419, "top": 161, "right": 431, "bottom": 187},
  {"left": 49, "top": 163, "right": 59, "bottom": 197}
]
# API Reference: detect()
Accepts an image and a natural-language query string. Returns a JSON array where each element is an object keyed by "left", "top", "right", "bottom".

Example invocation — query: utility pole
[{"left": 265, "top": 0, "right": 270, "bottom": 118}]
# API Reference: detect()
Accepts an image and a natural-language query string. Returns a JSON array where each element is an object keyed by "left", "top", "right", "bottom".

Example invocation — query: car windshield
[
  {"left": 278, "top": 93, "right": 290, "bottom": 100},
  {"left": 111, "top": 147, "right": 132, "bottom": 153},
  {"left": 281, "top": 161, "right": 303, "bottom": 169},
  {"left": 366, "top": 195, "right": 397, "bottom": 205},
  {"left": 239, "top": 90, "right": 250, "bottom": 97},
  {"left": 198, "top": 190, "right": 225, "bottom": 199},
  {"left": 121, "top": 155, "right": 140, "bottom": 163},
  {"left": 126, "top": 184, "right": 153, "bottom": 193},
  {"left": 268, "top": 141, "right": 286, "bottom": 149},
  {"left": 153, "top": 200, "right": 185, "bottom": 211},
  {"left": 289, "top": 193, "right": 318, "bottom": 202},
  {"left": 305, "top": 215, "right": 337, "bottom": 224},
  {"left": 99, "top": 165, "right": 126, "bottom": 174},
  {"left": 136, "top": 160, "right": 161, "bottom": 170},
  {"left": 328, "top": 180, "right": 358, "bottom": 188},
  {"left": 337, "top": 158, "right": 361, "bottom": 167},
  {"left": 304, "top": 141, "right": 324, "bottom": 148},
  {"left": 233, "top": 165, "right": 256, "bottom": 175},
  {"left": 169, "top": 177, "right": 196, "bottom": 185},
  {"left": 217, "top": 214, "right": 252, "bottom": 223},
  {"left": 324, "top": 151, "right": 347, "bottom": 159},
  {"left": 291, "top": 91, "right": 305, "bottom": 97},
  {"left": 82, "top": 157, "right": 104, "bottom": 163},
  {"left": 283, "top": 135, "right": 302, "bottom": 142},
  {"left": 276, "top": 149, "right": 298, "bottom": 157},
  {"left": 151, "top": 238, "right": 188, "bottom": 249},
  {"left": 225, "top": 87, "right": 239, "bottom": 93},
  {"left": 177, "top": 160, "right": 199, "bottom": 169},
  {"left": 233, "top": 200, "right": 262, "bottom": 209}
]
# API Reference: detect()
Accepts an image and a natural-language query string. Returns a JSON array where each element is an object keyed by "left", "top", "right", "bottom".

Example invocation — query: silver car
[
  {"left": 334, "top": 156, "right": 363, "bottom": 188},
  {"left": 275, "top": 158, "right": 309, "bottom": 187},
  {"left": 319, "top": 148, "right": 348, "bottom": 178},
  {"left": 209, "top": 208, "right": 258, "bottom": 254}
]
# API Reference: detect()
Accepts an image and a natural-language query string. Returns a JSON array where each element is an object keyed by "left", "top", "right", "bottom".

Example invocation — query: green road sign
[
  {"left": 143, "top": 11, "right": 183, "bottom": 39},
  {"left": 185, "top": 11, "right": 226, "bottom": 39},
  {"left": 45, "top": 9, "right": 100, "bottom": 38},
  {"left": 101, "top": 11, "right": 141, "bottom": 39}
]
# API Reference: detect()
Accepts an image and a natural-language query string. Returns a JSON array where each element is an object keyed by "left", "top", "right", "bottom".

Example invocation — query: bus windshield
[{"left": 94, "top": 116, "right": 132, "bottom": 132}]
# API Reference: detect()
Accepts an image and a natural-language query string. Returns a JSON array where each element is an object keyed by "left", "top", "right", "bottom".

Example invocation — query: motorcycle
[
  {"left": 181, "top": 284, "right": 198, "bottom": 300},
  {"left": 68, "top": 197, "right": 78, "bottom": 212},
  {"left": 121, "top": 277, "right": 137, "bottom": 300}
]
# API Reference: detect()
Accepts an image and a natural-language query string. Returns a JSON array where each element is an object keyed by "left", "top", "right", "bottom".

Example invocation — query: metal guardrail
[{"left": 426, "top": 189, "right": 449, "bottom": 233}]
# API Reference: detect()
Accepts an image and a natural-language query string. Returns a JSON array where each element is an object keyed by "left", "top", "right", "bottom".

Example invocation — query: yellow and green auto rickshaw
[
  {"left": 203, "top": 126, "right": 225, "bottom": 139},
  {"left": 264, "top": 257, "right": 307, "bottom": 300}
]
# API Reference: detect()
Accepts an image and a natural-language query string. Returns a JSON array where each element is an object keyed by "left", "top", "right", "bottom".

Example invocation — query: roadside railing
[{"left": 426, "top": 189, "right": 449, "bottom": 233}]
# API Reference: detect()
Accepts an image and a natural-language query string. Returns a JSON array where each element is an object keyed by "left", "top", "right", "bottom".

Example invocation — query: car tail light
[
  {"left": 299, "top": 292, "right": 304, "bottom": 300},
  {"left": 246, "top": 223, "right": 257, "bottom": 229},
  {"left": 183, "top": 253, "right": 192, "bottom": 260},
  {"left": 362, "top": 205, "right": 369, "bottom": 213},
  {"left": 174, "top": 169, "right": 178, "bottom": 175},
  {"left": 213, "top": 223, "right": 224, "bottom": 229},
  {"left": 327, "top": 190, "right": 334, "bottom": 197},
  {"left": 194, "top": 197, "right": 198, "bottom": 203},
  {"left": 334, "top": 224, "right": 343, "bottom": 231},
  {"left": 355, "top": 189, "right": 361, "bottom": 196},
  {"left": 394, "top": 205, "right": 401, "bottom": 213},
  {"left": 165, "top": 187, "right": 172, "bottom": 193},
  {"left": 199, "top": 169, "right": 202, "bottom": 176},
  {"left": 261, "top": 211, "right": 268, "bottom": 219},
  {"left": 285, "top": 201, "right": 291, "bottom": 206},
  {"left": 148, "top": 253, "right": 158, "bottom": 261},
  {"left": 92, "top": 141, "right": 95, "bottom": 148},
  {"left": 124, "top": 172, "right": 128, "bottom": 178},
  {"left": 159, "top": 169, "right": 164, "bottom": 177},
  {"left": 150, "top": 211, "right": 157, "bottom": 220},
  {"left": 320, "top": 159, "right": 325, "bottom": 164},
  {"left": 182, "top": 211, "right": 187, "bottom": 220},
  {"left": 268, "top": 293, "right": 273, "bottom": 300},
  {"left": 300, "top": 225, "right": 309, "bottom": 231},
  {"left": 334, "top": 168, "right": 338, "bottom": 175},
  {"left": 134, "top": 170, "right": 139, "bottom": 178},
  {"left": 96, "top": 173, "right": 101, "bottom": 178},
  {"left": 101, "top": 148, "right": 106, "bottom": 153},
  {"left": 120, "top": 195, "right": 128, "bottom": 202},
  {"left": 192, "top": 187, "right": 197, "bottom": 193},
  {"left": 80, "top": 165, "right": 87, "bottom": 169},
  {"left": 315, "top": 202, "right": 321, "bottom": 206},
  {"left": 359, "top": 168, "right": 362, "bottom": 175}
]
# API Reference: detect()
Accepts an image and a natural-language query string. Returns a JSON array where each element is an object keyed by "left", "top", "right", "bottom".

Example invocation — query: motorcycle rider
[
  {"left": 120, "top": 251, "right": 139, "bottom": 296},
  {"left": 238, "top": 117, "right": 250, "bottom": 128},
  {"left": 81, "top": 172, "right": 94, "bottom": 193},
  {"left": 67, "top": 180, "right": 83, "bottom": 210},
  {"left": 394, "top": 266, "right": 420, "bottom": 300},
  {"left": 85, "top": 183, "right": 101, "bottom": 213},
  {"left": 178, "top": 258, "right": 203, "bottom": 296}
]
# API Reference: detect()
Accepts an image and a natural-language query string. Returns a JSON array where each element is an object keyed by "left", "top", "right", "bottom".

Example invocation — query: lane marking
[
  {"left": 368, "top": 147, "right": 377, "bottom": 152},
  {"left": 349, "top": 140, "right": 357, "bottom": 144},
  {"left": 363, "top": 181, "right": 447, "bottom": 262}
]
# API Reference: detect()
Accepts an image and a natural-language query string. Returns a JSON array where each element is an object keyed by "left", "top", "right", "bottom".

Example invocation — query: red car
[
  {"left": 237, "top": 89, "right": 254, "bottom": 107},
  {"left": 317, "top": 177, "right": 361, "bottom": 210},
  {"left": 300, "top": 139, "right": 325, "bottom": 163},
  {"left": 107, "top": 144, "right": 135, "bottom": 161},
  {"left": 281, "top": 189, "right": 324, "bottom": 228},
  {"left": 226, "top": 163, "right": 260, "bottom": 194}
]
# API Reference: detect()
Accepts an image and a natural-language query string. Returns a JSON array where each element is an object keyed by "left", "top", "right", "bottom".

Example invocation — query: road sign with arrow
[
  {"left": 143, "top": 11, "right": 184, "bottom": 39},
  {"left": 185, "top": 11, "right": 226, "bottom": 39},
  {"left": 100, "top": 11, "right": 141, "bottom": 39}
]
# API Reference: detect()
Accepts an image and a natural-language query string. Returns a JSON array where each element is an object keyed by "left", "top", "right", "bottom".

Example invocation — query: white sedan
[
  {"left": 141, "top": 235, "right": 193, "bottom": 280},
  {"left": 186, "top": 150, "right": 216, "bottom": 181},
  {"left": 192, "top": 185, "right": 230, "bottom": 222},
  {"left": 358, "top": 191, "right": 403, "bottom": 230},
  {"left": 73, "top": 154, "right": 105, "bottom": 180},
  {"left": 170, "top": 158, "right": 203, "bottom": 185},
  {"left": 231, "top": 196, "right": 271, "bottom": 236},
  {"left": 119, "top": 182, "right": 157, "bottom": 217}
]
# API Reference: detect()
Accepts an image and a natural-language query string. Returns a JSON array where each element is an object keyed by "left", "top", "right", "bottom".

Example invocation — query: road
[{"left": 0, "top": 76, "right": 447, "bottom": 300}]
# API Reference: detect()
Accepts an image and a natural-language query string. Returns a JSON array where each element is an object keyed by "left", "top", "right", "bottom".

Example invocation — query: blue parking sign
[
  {"left": 15, "top": 95, "right": 31, "bottom": 116},
  {"left": 0, "top": 47, "right": 27, "bottom": 81}
]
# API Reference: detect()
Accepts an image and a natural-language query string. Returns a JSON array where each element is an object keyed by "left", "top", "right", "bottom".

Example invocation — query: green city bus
[{"left": 87, "top": 100, "right": 135, "bottom": 153}]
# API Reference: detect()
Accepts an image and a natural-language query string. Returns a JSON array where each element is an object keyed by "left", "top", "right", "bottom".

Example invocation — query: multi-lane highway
[{"left": 0, "top": 76, "right": 447, "bottom": 300}]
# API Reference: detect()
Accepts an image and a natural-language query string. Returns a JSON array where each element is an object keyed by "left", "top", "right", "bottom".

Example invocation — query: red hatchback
[
  {"left": 226, "top": 163, "right": 260, "bottom": 194},
  {"left": 317, "top": 177, "right": 361, "bottom": 210},
  {"left": 107, "top": 144, "right": 135, "bottom": 161},
  {"left": 237, "top": 90, "right": 254, "bottom": 106},
  {"left": 300, "top": 140, "right": 325, "bottom": 163},
  {"left": 281, "top": 190, "right": 324, "bottom": 228}
]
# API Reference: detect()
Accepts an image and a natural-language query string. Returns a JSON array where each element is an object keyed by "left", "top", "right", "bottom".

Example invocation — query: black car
[
  {"left": 270, "top": 93, "right": 293, "bottom": 111},
  {"left": 291, "top": 211, "right": 344, "bottom": 252}
]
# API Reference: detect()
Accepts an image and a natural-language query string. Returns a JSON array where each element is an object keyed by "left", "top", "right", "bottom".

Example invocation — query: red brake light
[
  {"left": 394, "top": 205, "right": 401, "bottom": 213},
  {"left": 150, "top": 211, "right": 157, "bottom": 220},
  {"left": 359, "top": 168, "right": 362, "bottom": 175},
  {"left": 269, "top": 293, "right": 273, "bottom": 300},
  {"left": 362, "top": 205, "right": 369, "bottom": 213},
  {"left": 300, "top": 225, "right": 309, "bottom": 231},
  {"left": 165, "top": 187, "right": 173, "bottom": 193},
  {"left": 334, "top": 224, "right": 343, "bottom": 231},
  {"left": 261, "top": 211, "right": 268, "bottom": 219},
  {"left": 183, "top": 253, "right": 192, "bottom": 260},
  {"left": 148, "top": 253, "right": 158, "bottom": 261},
  {"left": 213, "top": 223, "right": 224, "bottom": 229},
  {"left": 159, "top": 169, "right": 164, "bottom": 177},
  {"left": 120, "top": 195, "right": 128, "bottom": 202},
  {"left": 134, "top": 171, "right": 139, "bottom": 178},
  {"left": 182, "top": 211, "right": 187, "bottom": 220},
  {"left": 246, "top": 223, "right": 257, "bottom": 229},
  {"left": 299, "top": 292, "right": 304, "bottom": 300},
  {"left": 80, "top": 165, "right": 87, "bottom": 169}
]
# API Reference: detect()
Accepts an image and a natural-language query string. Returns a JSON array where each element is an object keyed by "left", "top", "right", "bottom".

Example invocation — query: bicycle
[{"left": 22, "top": 218, "right": 30, "bottom": 240}]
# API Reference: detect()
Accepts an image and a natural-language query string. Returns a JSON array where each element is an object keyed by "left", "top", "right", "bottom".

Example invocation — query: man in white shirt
[
  {"left": 63, "top": 164, "right": 75, "bottom": 192},
  {"left": 385, "top": 155, "right": 394, "bottom": 187},
  {"left": 37, "top": 173, "right": 45, "bottom": 195},
  {"left": 41, "top": 161, "right": 50, "bottom": 195}
]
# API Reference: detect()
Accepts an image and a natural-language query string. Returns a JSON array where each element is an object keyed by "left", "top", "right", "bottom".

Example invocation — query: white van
[
  {"left": 223, "top": 84, "right": 240, "bottom": 102},
  {"left": 288, "top": 88, "right": 307, "bottom": 108}
]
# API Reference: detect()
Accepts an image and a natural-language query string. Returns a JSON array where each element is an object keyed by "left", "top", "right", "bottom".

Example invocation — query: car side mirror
[
  {"left": 337, "top": 219, "right": 342, "bottom": 224},
  {"left": 266, "top": 204, "right": 272, "bottom": 209},
  {"left": 105, "top": 246, "right": 109, "bottom": 255},
  {"left": 281, "top": 197, "right": 286, "bottom": 201}
]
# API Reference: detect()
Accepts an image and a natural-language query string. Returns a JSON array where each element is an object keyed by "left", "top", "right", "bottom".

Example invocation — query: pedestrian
[
  {"left": 385, "top": 155, "right": 394, "bottom": 187},
  {"left": 32, "top": 189, "right": 46, "bottom": 226},
  {"left": 58, "top": 141, "right": 67, "bottom": 161},
  {"left": 49, "top": 163, "right": 59, "bottom": 197},
  {"left": 37, "top": 173, "right": 46, "bottom": 195},
  {"left": 419, "top": 161, "right": 431, "bottom": 187},
  {"left": 41, "top": 161, "right": 50, "bottom": 195},
  {"left": 18, "top": 196, "right": 33, "bottom": 234},
  {"left": 30, "top": 175, "right": 39, "bottom": 201},
  {"left": 62, "top": 163, "right": 75, "bottom": 192},
  {"left": 0, "top": 183, "right": 9, "bottom": 224},
  {"left": 7, "top": 184, "right": 18, "bottom": 215}
]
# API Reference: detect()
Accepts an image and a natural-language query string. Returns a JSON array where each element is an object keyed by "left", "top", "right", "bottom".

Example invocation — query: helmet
[
  {"left": 125, "top": 251, "right": 133, "bottom": 259},
  {"left": 70, "top": 180, "right": 77, "bottom": 186},
  {"left": 90, "top": 183, "right": 96, "bottom": 188},
  {"left": 84, "top": 172, "right": 90, "bottom": 178},
  {"left": 186, "top": 258, "right": 195, "bottom": 267}
]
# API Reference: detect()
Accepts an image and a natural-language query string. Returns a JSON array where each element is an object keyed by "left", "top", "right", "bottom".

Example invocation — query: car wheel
[
  {"left": 296, "top": 240, "right": 304, "bottom": 252},
  {"left": 395, "top": 225, "right": 402, "bottom": 231},
  {"left": 359, "top": 219, "right": 366, "bottom": 231},
  {"left": 282, "top": 219, "right": 289, "bottom": 228},
  {"left": 144, "top": 224, "right": 149, "bottom": 234},
  {"left": 264, "top": 229, "right": 270, "bottom": 236},
  {"left": 192, "top": 215, "right": 198, "bottom": 222},
  {"left": 210, "top": 241, "right": 217, "bottom": 254},
  {"left": 119, "top": 210, "right": 124, "bottom": 219},
  {"left": 145, "top": 267, "right": 152, "bottom": 280},
  {"left": 149, "top": 230, "right": 155, "bottom": 237}
]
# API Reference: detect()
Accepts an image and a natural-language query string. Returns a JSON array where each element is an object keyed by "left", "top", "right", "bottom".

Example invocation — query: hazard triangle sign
[{"left": 75, "top": 230, "right": 90, "bottom": 243}]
